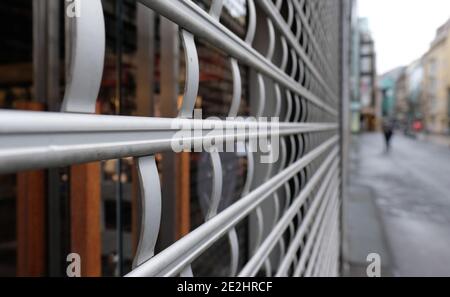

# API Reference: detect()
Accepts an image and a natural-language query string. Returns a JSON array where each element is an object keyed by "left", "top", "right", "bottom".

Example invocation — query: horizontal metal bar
[
  {"left": 238, "top": 156, "right": 339, "bottom": 276},
  {"left": 0, "top": 110, "right": 337, "bottom": 174},
  {"left": 125, "top": 136, "right": 339, "bottom": 277},
  {"left": 137, "top": 0, "right": 337, "bottom": 116}
]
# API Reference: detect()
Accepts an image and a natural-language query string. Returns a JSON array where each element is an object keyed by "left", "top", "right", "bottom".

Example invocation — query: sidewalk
[
  {"left": 343, "top": 184, "right": 394, "bottom": 277},
  {"left": 342, "top": 135, "right": 394, "bottom": 277}
]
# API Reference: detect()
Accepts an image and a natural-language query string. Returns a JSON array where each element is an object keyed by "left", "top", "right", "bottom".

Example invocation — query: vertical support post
[
  {"left": 339, "top": 0, "right": 353, "bottom": 276},
  {"left": 159, "top": 17, "right": 190, "bottom": 249},
  {"left": 115, "top": 0, "right": 124, "bottom": 276},
  {"left": 15, "top": 102, "right": 46, "bottom": 277},
  {"left": 70, "top": 163, "right": 102, "bottom": 277},
  {"left": 159, "top": 17, "right": 179, "bottom": 248},
  {"left": 46, "top": 0, "right": 63, "bottom": 277},
  {"left": 21, "top": 0, "right": 61, "bottom": 276},
  {"left": 136, "top": 3, "right": 155, "bottom": 117}
]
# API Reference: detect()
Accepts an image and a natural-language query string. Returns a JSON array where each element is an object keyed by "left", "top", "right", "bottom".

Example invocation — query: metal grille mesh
[{"left": 0, "top": 0, "right": 347, "bottom": 277}]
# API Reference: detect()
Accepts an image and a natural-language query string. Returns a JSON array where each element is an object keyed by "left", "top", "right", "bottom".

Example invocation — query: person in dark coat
[{"left": 383, "top": 120, "right": 394, "bottom": 152}]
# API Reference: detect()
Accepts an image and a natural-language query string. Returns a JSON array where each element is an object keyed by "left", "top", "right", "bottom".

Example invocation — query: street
[{"left": 345, "top": 133, "right": 450, "bottom": 277}]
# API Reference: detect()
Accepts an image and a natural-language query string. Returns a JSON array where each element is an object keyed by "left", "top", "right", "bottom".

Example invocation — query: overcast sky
[{"left": 358, "top": 0, "right": 450, "bottom": 74}]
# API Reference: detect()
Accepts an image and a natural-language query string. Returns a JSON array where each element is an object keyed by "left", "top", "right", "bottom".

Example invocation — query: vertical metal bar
[
  {"left": 115, "top": 0, "right": 124, "bottom": 276},
  {"left": 34, "top": 0, "right": 62, "bottom": 276},
  {"left": 33, "top": 0, "right": 48, "bottom": 106},
  {"left": 159, "top": 16, "right": 180, "bottom": 250},
  {"left": 46, "top": 0, "right": 62, "bottom": 277},
  {"left": 136, "top": 3, "right": 155, "bottom": 117},
  {"left": 339, "top": 0, "right": 352, "bottom": 277}
]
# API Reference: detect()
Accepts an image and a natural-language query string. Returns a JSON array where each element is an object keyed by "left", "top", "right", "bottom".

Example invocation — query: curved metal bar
[
  {"left": 303, "top": 30, "right": 310, "bottom": 58},
  {"left": 253, "top": 207, "right": 264, "bottom": 256},
  {"left": 274, "top": 84, "right": 282, "bottom": 118},
  {"left": 295, "top": 15, "right": 302, "bottom": 41},
  {"left": 275, "top": 0, "right": 283, "bottom": 11},
  {"left": 242, "top": 143, "right": 254, "bottom": 196},
  {"left": 293, "top": 95, "right": 301, "bottom": 123},
  {"left": 179, "top": 30, "right": 199, "bottom": 119},
  {"left": 132, "top": 155, "right": 162, "bottom": 268},
  {"left": 280, "top": 37, "right": 289, "bottom": 72},
  {"left": 264, "top": 259, "right": 272, "bottom": 277},
  {"left": 227, "top": 228, "right": 240, "bottom": 276},
  {"left": 273, "top": 193, "right": 281, "bottom": 228},
  {"left": 62, "top": 0, "right": 105, "bottom": 113},
  {"left": 285, "top": 91, "right": 293, "bottom": 122},
  {"left": 288, "top": 136, "right": 296, "bottom": 165},
  {"left": 245, "top": 0, "right": 256, "bottom": 45},
  {"left": 297, "top": 133, "right": 306, "bottom": 165},
  {"left": 228, "top": 58, "right": 242, "bottom": 118},
  {"left": 209, "top": 0, "right": 224, "bottom": 21},
  {"left": 265, "top": 19, "right": 276, "bottom": 61},
  {"left": 256, "top": 74, "right": 266, "bottom": 117},
  {"left": 303, "top": 100, "right": 309, "bottom": 124},
  {"left": 278, "top": 138, "right": 288, "bottom": 211},
  {"left": 298, "top": 59, "right": 305, "bottom": 87},
  {"left": 296, "top": 169, "right": 307, "bottom": 249},
  {"left": 293, "top": 174, "right": 300, "bottom": 198},
  {"left": 290, "top": 50, "right": 298, "bottom": 79},
  {"left": 205, "top": 150, "right": 223, "bottom": 220},
  {"left": 286, "top": 0, "right": 294, "bottom": 28}
]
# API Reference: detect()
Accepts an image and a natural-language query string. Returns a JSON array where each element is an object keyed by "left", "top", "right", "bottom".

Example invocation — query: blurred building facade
[
  {"left": 422, "top": 19, "right": 450, "bottom": 134},
  {"left": 378, "top": 67, "right": 404, "bottom": 121},
  {"left": 394, "top": 68, "right": 408, "bottom": 128},
  {"left": 350, "top": 17, "right": 378, "bottom": 133},
  {"left": 379, "top": 18, "right": 450, "bottom": 136},
  {"left": 405, "top": 59, "right": 425, "bottom": 132}
]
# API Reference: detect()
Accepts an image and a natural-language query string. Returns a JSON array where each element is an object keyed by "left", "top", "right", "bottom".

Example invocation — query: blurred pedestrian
[{"left": 383, "top": 120, "right": 394, "bottom": 152}]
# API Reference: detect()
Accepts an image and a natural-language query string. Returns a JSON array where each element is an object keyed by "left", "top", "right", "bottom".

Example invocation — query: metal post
[
  {"left": 115, "top": 0, "right": 124, "bottom": 276},
  {"left": 159, "top": 16, "right": 185, "bottom": 250},
  {"left": 339, "top": 0, "right": 353, "bottom": 276},
  {"left": 136, "top": 3, "right": 155, "bottom": 117},
  {"left": 34, "top": 0, "right": 62, "bottom": 277}
]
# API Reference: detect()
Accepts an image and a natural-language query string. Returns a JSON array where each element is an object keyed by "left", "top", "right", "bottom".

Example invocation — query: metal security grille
[{"left": 0, "top": 0, "right": 348, "bottom": 277}]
